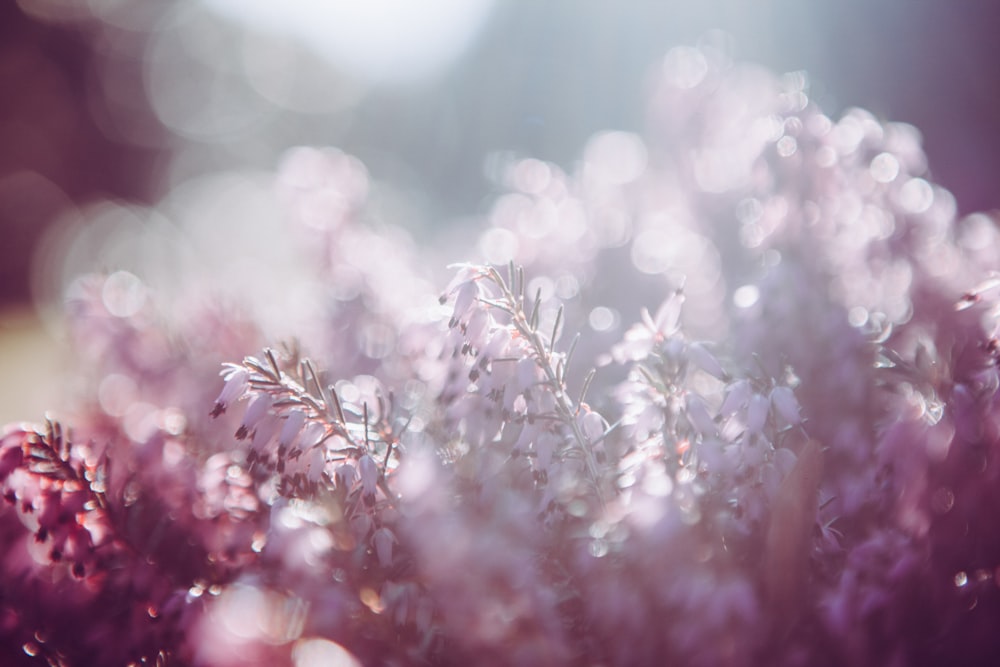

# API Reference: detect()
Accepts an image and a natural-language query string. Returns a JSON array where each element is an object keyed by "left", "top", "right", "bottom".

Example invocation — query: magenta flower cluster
[{"left": 3, "top": 46, "right": 1000, "bottom": 666}]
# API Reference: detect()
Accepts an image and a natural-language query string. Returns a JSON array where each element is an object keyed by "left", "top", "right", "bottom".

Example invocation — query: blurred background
[{"left": 2, "top": 0, "right": 1000, "bottom": 423}]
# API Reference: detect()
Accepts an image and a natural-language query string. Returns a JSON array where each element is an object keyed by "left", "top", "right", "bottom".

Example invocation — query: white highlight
[
  {"left": 733, "top": 284, "right": 760, "bottom": 309},
  {"left": 293, "top": 637, "right": 362, "bottom": 667},
  {"left": 202, "top": 0, "right": 496, "bottom": 84}
]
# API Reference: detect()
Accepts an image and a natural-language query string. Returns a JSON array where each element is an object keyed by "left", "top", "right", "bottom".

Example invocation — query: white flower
[
  {"left": 350, "top": 513, "right": 373, "bottom": 541},
  {"left": 359, "top": 454, "right": 379, "bottom": 496},
  {"left": 335, "top": 462, "right": 357, "bottom": 490},
  {"left": 746, "top": 393, "right": 770, "bottom": 435},
  {"left": 579, "top": 409, "right": 608, "bottom": 441},
  {"left": 463, "top": 308, "right": 491, "bottom": 350},
  {"left": 373, "top": 527, "right": 396, "bottom": 568},
  {"left": 251, "top": 414, "right": 281, "bottom": 452},
  {"left": 647, "top": 292, "right": 684, "bottom": 337},
  {"left": 236, "top": 394, "right": 273, "bottom": 439},
  {"left": 684, "top": 393, "right": 716, "bottom": 437},
  {"left": 611, "top": 324, "right": 656, "bottom": 363},
  {"left": 688, "top": 342, "right": 727, "bottom": 380},
  {"left": 769, "top": 386, "right": 802, "bottom": 425},
  {"left": 449, "top": 278, "right": 481, "bottom": 326},
  {"left": 297, "top": 421, "right": 326, "bottom": 449},
  {"left": 719, "top": 379, "right": 752, "bottom": 416},
  {"left": 279, "top": 410, "right": 307, "bottom": 448},
  {"left": 480, "top": 327, "right": 512, "bottom": 361},
  {"left": 211, "top": 368, "right": 248, "bottom": 416}
]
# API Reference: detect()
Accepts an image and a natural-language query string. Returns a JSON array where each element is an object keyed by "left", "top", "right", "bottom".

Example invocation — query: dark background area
[{"left": 2, "top": 1, "right": 1000, "bottom": 307}]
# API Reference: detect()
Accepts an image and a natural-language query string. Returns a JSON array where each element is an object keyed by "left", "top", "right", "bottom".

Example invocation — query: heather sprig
[
  {"left": 441, "top": 262, "right": 612, "bottom": 505},
  {"left": 212, "top": 346, "right": 404, "bottom": 512},
  {"left": 0, "top": 421, "right": 200, "bottom": 666},
  {"left": 0, "top": 420, "right": 111, "bottom": 578}
]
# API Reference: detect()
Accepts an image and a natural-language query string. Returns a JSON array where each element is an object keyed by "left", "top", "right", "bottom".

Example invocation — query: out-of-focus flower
[{"left": 3, "top": 42, "right": 1000, "bottom": 666}]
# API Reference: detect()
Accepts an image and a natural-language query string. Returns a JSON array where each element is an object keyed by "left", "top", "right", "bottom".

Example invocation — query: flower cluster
[{"left": 3, "top": 45, "right": 1000, "bottom": 666}]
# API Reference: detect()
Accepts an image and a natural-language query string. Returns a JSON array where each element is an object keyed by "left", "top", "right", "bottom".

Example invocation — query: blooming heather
[{"left": 3, "top": 46, "right": 1000, "bottom": 666}]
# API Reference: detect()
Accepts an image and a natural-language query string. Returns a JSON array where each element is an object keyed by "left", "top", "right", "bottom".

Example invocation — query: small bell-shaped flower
[{"left": 359, "top": 454, "right": 379, "bottom": 498}]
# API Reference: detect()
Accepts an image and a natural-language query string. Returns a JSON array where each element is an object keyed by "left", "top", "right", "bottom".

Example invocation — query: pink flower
[
  {"left": 358, "top": 454, "right": 378, "bottom": 497},
  {"left": 211, "top": 367, "right": 249, "bottom": 417}
]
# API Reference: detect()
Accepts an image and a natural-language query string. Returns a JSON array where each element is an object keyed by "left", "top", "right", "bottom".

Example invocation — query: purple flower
[{"left": 4, "top": 42, "right": 1000, "bottom": 666}]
